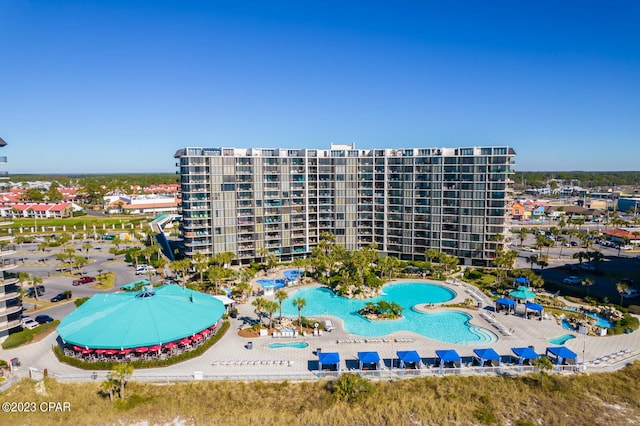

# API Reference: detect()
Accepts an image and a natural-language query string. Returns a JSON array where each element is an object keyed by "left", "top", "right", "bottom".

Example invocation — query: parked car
[
  {"left": 135, "top": 265, "right": 153, "bottom": 275},
  {"left": 21, "top": 317, "right": 39, "bottom": 330},
  {"left": 563, "top": 276, "right": 582, "bottom": 285},
  {"left": 35, "top": 315, "right": 54, "bottom": 324},
  {"left": 570, "top": 241, "right": 578, "bottom": 247},
  {"left": 25, "top": 285, "right": 45, "bottom": 298},
  {"left": 72, "top": 276, "right": 96, "bottom": 286},
  {"left": 580, "top": 263, "right": 595, "bottom": 271},
  {"left": 51, "top": 292, "right": 72, "bottom": 302},
  {"left": 621, "top": 245, "right": 633, "bottom": 250},
  {"left": 622, "top": 289, "right": 639, "bottom": 300}
]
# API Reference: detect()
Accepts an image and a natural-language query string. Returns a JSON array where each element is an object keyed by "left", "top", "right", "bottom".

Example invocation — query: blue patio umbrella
[{"left": 510, "top": 286, "right": 536, "bottom": 300}]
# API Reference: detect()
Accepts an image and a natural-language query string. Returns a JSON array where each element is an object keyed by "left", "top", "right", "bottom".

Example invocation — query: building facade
[
  {"left": 0, "top": 137, "right": 22, "bottom": 338},
  {"left": 175, "top": 144, "right": 516, "bottom": 267}
]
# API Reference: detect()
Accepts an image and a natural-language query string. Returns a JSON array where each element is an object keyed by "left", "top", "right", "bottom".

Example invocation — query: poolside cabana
[
  {"left": 511, "top": 347, "right": 539, "bottom": 370},
  {"left": 436, "top": 349, "right": 461, "bottom": 374},
  {"left": 357, "top": 351, "right": 382, "bottom": 372},
  {"left": 525, "top": 301, "right": 544, "bottom": 320},
  {"left": 397, "top": 350, "right": 423, "bottom": 369},
  {"left": 473, "top": 348, "right": 501, "bottom": 372},
  {"left": 496, "top": 297, "right": 516, "bottom": 314},
  {"left": 318, "top": 352, "right": 341, "bottom": 373},
  {"left": 513, "top": 277, "right": 530, "bottom": 288},
  {"left": 546, "top": 346, "right": 578, "bottom": 368}
]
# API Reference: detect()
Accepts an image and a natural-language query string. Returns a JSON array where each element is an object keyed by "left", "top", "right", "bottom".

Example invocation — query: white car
[
  {"left": 622, "top": 289, "right": 639, "bottom": 299},
  {"left": 621, "top": 245, "right": 633, "bottom": 251},
  {"left": 21, "top": 317, "right": 39, "bottom": 330},
  {"left": 135, "top": 265, "right": 153, "bottom": 275},
  {"left": 563, "top": 276, "right": 582, "bottom": 285}
]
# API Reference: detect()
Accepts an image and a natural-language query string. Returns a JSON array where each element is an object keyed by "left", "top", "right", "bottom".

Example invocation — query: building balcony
[
  {"left": 0, "top": 289, "right": 20, "bottom": 302},
  {"left": 0, "top": 259, "right": 18, "bottom": 272},
  {"left": 0, "top": 304, "right": 22, "bottom": 316},
  {"left": 0, "top": 318, "right": 22, "bottom": 333}
]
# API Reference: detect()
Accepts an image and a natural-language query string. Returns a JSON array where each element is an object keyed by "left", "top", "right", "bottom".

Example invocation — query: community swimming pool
[
  {"left": 282, "top": 282, "right": 498, "bottom": 345},
  {"left": 548, "top": 334, "right": 576, "bottom": 345},
  {"left": 268, "top": 342, "right": 309, "bottom": 349}
]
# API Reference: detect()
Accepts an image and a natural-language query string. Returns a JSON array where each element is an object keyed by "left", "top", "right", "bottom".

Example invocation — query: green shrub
[
  {"left": 75, "top": 297, "right": 90, "bottom": 307},
  {"left": 2, "top": 320, "right": 60, "bottom": 349},
  {"left": 329, "top": 373, "right": 372, "bottom": 403}
]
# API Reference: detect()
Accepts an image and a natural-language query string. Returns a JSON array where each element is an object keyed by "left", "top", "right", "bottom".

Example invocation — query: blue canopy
[
  {"left": 397, "top": 350, "right": 421, "bottom": 364},
  {"left": 546, "top": 346, "right": 578, "bottom": 365},
  {"left": 474, "top": 348, "right": 500, "bottom": 361},
  {"left": 513, "top": 277, "right": 530, "bottom": 286},
  {"left": 512, "top": 347, "right": 539, "bottom": 359},
  {"left": 474, "top": 348, "right": 501, "bottom": 371},
  {"left": 397, "top": 350, "right": 422, "bottom": 369},
  {"left": 357, "top": 351, "right": 381, "bottom": 371},
  {"left": 525, "top": 302, "right": 543, "bottom": 312},
  {"left": 496, "top": 298, "right": 516, "bottom": 306},
  {"left": 512, "top": 347, "right": 539, "bottom": 366},
  {"left": 436, "top": 349, "right": 461, "bottom": 363},
  {"left": 318, "top": 352, "right": 341, "bottom": 373},
  {"left": 357, "top": 351, "right": 381, "bottom": 364},
  {"left": 318, "top": 352, "right": 340, "bottom": 365}
]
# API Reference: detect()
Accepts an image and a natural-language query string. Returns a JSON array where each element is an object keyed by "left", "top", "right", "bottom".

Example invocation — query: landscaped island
[{"left": 357, "top": 301, "right": 403, "bottom": 321}]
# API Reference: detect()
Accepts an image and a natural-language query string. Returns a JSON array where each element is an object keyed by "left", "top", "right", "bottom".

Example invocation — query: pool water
[
  {"left": 282, "top": 282, "right": 498, "bottom": 345},
  {"left": 257, "top": 278, "right": 287, "bottom": 289},
  {"left": 561, "top": 308, "right": 615, "bottom": 330},
  {"left": 548, "top": 334, "right": 576, "bottom": 345},
  {"left": 268, "top": 342, "right": 309, "bottom": 349}
]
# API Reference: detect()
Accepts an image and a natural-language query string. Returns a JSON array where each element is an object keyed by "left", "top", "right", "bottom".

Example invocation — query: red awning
[
  {"left": 81, "top": 349, "right": 93, "bottom": 355},
  {"left": 201, "top": 329, "right": 211, "bottom": 336},
  {"left": 149, "top": 345, "right": 162, "bottom": 352},
  {"left": 179, "top": 338, "right": 191, "bottom": 345},
  {"left": 164, "top": 342, "right": 178, "bottom": 349},
  {"left": 104, "top": 350, "right": 118, "bottom": 356},
  {"left": 119, "top": 349, "right": 132, "bottom": 355},
  {"left": 135, "top": 347, "right": 149, "bottom": 353},
  {"left": 95, "top": 349, "right": 107, "bottom": 354},
  {"left": 192, "top": 333, "right": 203, "bottom": 340}
]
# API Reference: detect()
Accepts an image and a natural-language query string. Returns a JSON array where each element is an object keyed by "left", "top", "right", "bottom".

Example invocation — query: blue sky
[{"left": 1, "top": 1, "right": 638, "bottom": 173}]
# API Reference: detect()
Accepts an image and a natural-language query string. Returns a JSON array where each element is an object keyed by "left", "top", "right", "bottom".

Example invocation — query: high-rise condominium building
[
  {"left": 0, "top": 137, "right": 22, "bottom": 338},
  {"left": 174, "top": 144, "right": 515, "bottom": 267}
]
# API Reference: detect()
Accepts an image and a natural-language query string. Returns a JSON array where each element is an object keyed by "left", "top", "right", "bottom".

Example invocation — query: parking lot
[
  {"left": 14, "top": 238, "right": 148, "bottom": 322},
  {"left": 511, "top": 231, "right": 640, "bottom": 302}
]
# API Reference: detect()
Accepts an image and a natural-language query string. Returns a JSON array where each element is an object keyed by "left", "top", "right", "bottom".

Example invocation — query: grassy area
[
  {"left": 11, "top": 216, "right": 149, "bottom": 229},
  {"left": 1, "top": 321, "right": 60, "bottom": 349},
  {"left": 1, "top": 361, "right": 640, "bottom": 425}
]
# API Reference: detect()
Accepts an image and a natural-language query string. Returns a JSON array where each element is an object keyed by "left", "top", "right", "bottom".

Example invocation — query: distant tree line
[{"left": 514, "top": 171, "right": 640, "bottom": 190}]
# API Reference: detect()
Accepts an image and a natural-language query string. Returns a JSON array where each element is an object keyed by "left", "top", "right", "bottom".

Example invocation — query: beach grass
[{"left": 1, "top": 361, "right": 640, "bottom": 425}]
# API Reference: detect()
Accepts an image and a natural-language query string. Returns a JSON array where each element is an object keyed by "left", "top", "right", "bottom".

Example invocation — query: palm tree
[
  {"left": 516, "top": 228, "right": 529, "bottom": 247},
  {"left": 532, "top": 356, "right": 553, "bottom": 386},
  {"left": 170, "top": 258, "right": 191, "bottom": 288},
  {"left": 108, "top": 363, "right": 134, "bottom": 401},
  {"left": 265, "top": 300, "right": 279, "bottom": 329},
  {"left": 617, "top": 281, "right": 629, "bottom": 306},
  {"left": 29, "top": 275, "right": 43, "bottom": 301},
  {"left": 100, "top": 378, "right": 119, "bottom": 402},
  {"left": 17, "top": 271, "right": 29, "bottom": 290},
  {"left": 192, "top": 252, "right": 210, "bottom": 285},
  {"left": 252, "top": 297, "right": 267, "bottom": 327},
  {"left": 82, "top": 241, "right": 92, "bottom": 254},
  {"left": 292, "top": 296, "right": 307, "bottom": 334},
  {"left": 274, "top": 289, "right": 288, "bottom": 321},
  {"left": 582, "top": 277, "right": 594, "bottom": 299}
]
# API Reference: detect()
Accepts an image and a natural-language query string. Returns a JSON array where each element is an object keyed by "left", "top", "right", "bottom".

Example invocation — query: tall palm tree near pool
[
  {"left": 292, "top": 296, "right": 306, "bottom": 334},
  {"left": 275, "top": 289, "right": 288, "bottom": 321}
]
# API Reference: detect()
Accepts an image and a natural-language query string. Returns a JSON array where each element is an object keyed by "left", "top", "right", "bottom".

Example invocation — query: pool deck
[{"left": 2, "top": 278, "right": 640, "bottom": 384}]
